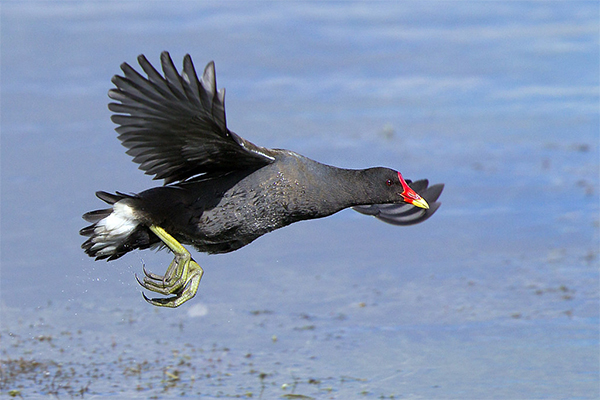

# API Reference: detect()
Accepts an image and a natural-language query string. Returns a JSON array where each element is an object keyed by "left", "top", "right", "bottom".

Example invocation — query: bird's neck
[{"left": 281, "top": 158, "right": 382, "bottom": 220}]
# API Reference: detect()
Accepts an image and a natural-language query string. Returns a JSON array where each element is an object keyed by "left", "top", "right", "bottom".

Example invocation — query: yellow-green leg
[{"left": 135, "top": 225, "right": 204, "bottom": 308}]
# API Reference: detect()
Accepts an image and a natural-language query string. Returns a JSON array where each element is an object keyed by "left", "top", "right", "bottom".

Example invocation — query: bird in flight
[{"left": 81, "top": 52, "right": 444, "bottom": 308}]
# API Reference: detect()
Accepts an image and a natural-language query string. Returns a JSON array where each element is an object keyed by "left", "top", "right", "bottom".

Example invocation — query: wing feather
[
  {"left": 109, "top": 51, "right": 274, "bottom": 184},
  {"left": 353, "top": 182, "right": 444, "bottom": 226}
]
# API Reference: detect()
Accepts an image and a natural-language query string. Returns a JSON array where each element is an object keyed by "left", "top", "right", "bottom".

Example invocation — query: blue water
[{"left": 1, "top": 2, "right": 598, "bottom": 398}]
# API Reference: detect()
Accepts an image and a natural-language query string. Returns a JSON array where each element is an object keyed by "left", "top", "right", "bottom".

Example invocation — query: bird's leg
[{"left": 135, "top": 225, "right": 204, "bottom": 308}]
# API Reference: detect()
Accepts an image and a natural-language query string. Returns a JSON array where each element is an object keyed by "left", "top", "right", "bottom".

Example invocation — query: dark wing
[
  {"left": 108, "top": 51, "right": 275, "bottom": 184},
  {"left": 353, "top": 180, "right": 444, "bottom": 226}
]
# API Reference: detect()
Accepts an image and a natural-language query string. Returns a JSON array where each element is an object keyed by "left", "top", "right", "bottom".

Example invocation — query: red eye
[{"left": 386, "top": 179, "right": 393, "bottom": 187}]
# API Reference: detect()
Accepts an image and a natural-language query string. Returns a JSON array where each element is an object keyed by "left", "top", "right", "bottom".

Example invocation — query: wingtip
[
  {"left": 137, "top": 53, "right": 150, "bottom": 64},
  {"left": 182, "top": 54, "right": 196, "bottom": 73},
  {"left": 159, "top": 51, "right": 172, "bottom": 63},
  {"left": 202, "top": 61, "right": 217, "bottom": 90},
  {"left": 119, "top": 61, "right": 130, "bottom": 72},
  {"left": 424, "top": 183, "right": 444, "bottom": 203}
]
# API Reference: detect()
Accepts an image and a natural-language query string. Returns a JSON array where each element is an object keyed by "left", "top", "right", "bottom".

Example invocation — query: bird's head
[{"left": 364, "top": 168, "right": 430, "bottom": 209}]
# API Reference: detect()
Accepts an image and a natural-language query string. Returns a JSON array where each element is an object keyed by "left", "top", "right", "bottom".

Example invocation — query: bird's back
[{"left": 133, "top": 150, "right": 336, "bottom": 254}]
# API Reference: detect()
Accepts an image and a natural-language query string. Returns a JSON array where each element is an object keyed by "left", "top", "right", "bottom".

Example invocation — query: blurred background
[{"left": 1, "top": 2, "right": 598, "bottom": 398}]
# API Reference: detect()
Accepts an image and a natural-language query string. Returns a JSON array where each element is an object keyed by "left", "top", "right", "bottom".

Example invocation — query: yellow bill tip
[{"left": 411, "top": 197, "right": 430, "bottom": 209}]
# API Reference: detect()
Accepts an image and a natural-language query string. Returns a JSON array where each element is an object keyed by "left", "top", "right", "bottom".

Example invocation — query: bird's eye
[{"left": 386, "top": 179, "right": 393, "bottom": 187}]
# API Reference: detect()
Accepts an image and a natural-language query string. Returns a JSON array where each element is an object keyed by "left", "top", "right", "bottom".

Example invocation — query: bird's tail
[{"left": 80, "top": 191, "right": 153, "bottom": 260}]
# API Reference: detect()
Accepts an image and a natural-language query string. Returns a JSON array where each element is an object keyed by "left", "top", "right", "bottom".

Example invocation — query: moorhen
[{"left": 81, "top": 52, "right": 444, "bottom": 308}]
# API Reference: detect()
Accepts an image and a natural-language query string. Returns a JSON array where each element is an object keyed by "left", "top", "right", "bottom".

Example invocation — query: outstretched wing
[
  {"left": 353, "top": 180, "right": 444, "bottom": 226},
  {"left": 108, "top": 51, "right": 275, "bottom": 184}
]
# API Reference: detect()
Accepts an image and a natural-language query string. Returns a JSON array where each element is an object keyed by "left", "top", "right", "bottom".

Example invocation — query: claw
[
  {"left": 136, "top": 272, "right": 175, "bottom": 295},
  {"left": 142, "top": 265, "right": 164, "bottom": 282},
  {"left": 142, "top": 291, "right": 180, "bottom": 307},
  {"left": 135, "top": 273, "right": 145, "bottom": 287},
  {"left": 136, "top": 225, "right": 205, "bottom": 308},
  {"left": 140, "top": 266, "right": 203, "bottom": 308}
]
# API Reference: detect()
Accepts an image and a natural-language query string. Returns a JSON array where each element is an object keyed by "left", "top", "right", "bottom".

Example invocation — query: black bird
[{"left": 81, "top": 52, "right": 444, "bottom": 308}]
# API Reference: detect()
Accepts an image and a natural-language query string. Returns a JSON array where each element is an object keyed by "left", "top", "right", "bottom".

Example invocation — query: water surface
[{"left": 1, "top": 2, "right": 598, "bottom": 398}]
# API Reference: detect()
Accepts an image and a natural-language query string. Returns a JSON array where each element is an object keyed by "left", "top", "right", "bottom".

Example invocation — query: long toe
[
  {"left": 142, "top": 265, "right": 166, "bottom": 282},
  {"left": 142, "top": 292, "right": 183, "bottom": 308},
  {"left": 140, "top": 261, "right": 204, "bottom": 308}
]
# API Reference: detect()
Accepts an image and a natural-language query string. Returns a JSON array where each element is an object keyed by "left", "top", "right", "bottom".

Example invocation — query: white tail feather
[{"left": 88, "top": 202, "right": 140, "bottom": 257}]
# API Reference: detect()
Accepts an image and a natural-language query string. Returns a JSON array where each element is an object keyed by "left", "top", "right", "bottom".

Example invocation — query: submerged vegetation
[{"left": 0, "top": 308, "right": 385, "bottom": 399}]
